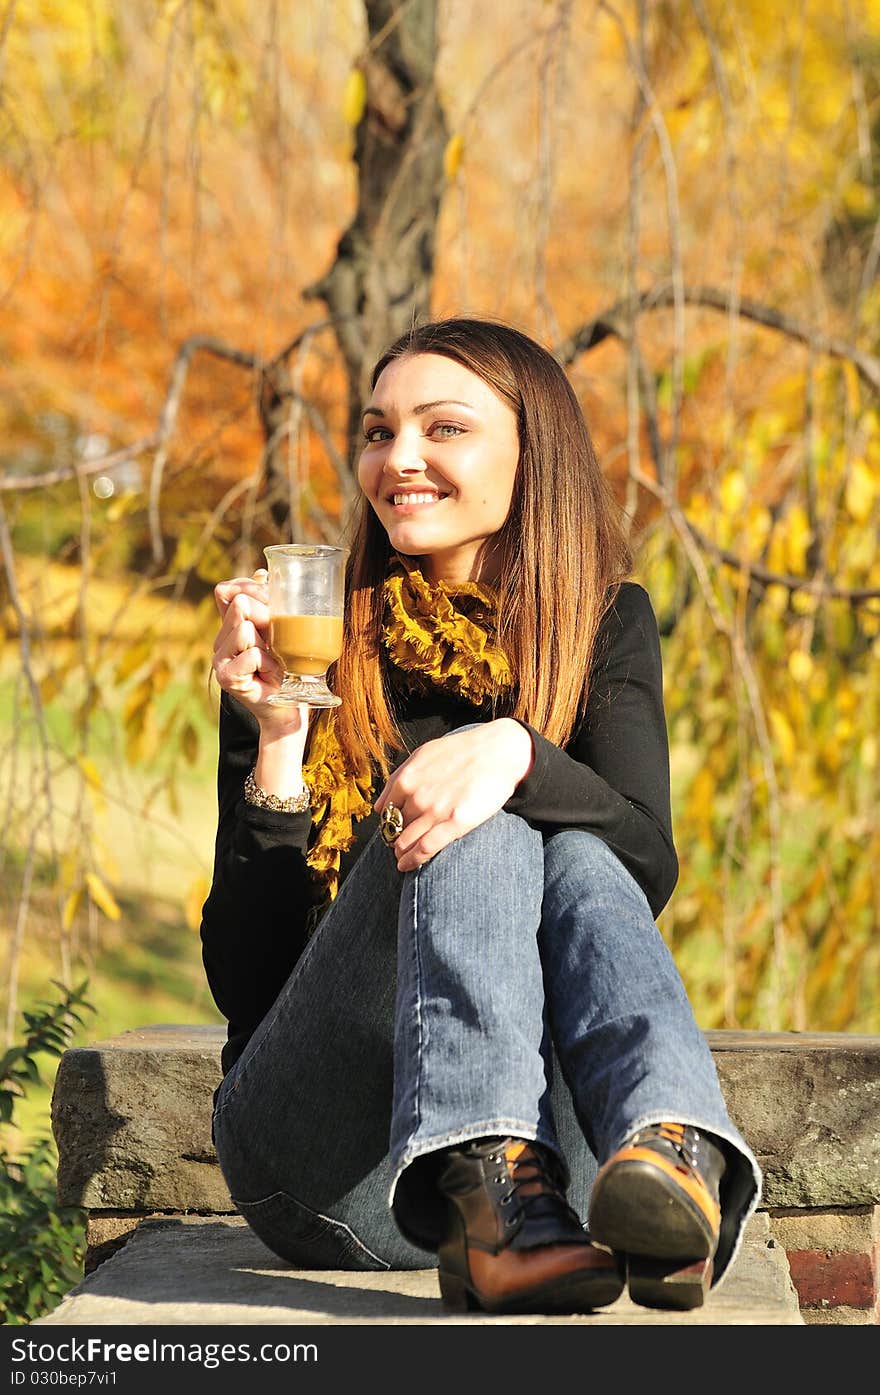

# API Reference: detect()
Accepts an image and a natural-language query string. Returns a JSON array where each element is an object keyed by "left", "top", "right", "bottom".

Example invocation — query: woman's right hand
[{"left": 212, "top": 569, "right": 308, "bottom": 739}]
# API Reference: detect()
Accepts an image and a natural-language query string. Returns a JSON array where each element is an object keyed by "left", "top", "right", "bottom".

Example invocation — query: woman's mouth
[{"left": 389, "top": 492, "right": 449, "bottom": 510}]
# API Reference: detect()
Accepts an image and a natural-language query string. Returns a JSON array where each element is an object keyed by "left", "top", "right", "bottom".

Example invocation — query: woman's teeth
[{"left": 393, "top": 493, "right": 442, "bottom": 505}]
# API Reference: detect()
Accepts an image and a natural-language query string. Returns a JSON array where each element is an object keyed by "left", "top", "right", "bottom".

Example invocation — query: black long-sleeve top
[{"left": 200, "top": 581, "right": 678, "bottom": 1076}]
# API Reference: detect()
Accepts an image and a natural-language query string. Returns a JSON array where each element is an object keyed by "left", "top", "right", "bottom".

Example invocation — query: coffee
[{"left": 270, "top": 614, "right": 343, "bottom": 677}]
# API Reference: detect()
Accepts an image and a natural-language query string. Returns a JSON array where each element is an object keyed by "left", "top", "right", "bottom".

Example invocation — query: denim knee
[{"left": 543, "top": 827, "right": 654, "bottom": 918}]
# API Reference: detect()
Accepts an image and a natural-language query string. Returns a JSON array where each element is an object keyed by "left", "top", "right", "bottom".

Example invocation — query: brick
[{"left": 786, "top": 1248, "right": 876, "bottom": 1309}]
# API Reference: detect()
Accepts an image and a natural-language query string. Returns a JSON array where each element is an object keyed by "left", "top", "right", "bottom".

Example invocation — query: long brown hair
[{"left": 329, "top": 317, "right": 632, "bottom": 778}]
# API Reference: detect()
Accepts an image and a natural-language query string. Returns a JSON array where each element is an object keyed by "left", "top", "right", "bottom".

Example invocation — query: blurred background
[{"left": 1, "top": 0, "right": 878, "bottom": 1319}]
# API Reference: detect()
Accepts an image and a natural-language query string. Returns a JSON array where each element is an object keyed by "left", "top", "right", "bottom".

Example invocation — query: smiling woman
[
  {"left": 357, "top": 354, "right": 519, "bottom": 587},
  {"left": 201, "top": 317, "right": 762, "bottom": 1319}
]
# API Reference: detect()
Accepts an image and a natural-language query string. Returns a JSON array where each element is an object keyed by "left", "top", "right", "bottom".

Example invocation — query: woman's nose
[{"left": 383, "top": 427, "right": 425, "bottom": 475}]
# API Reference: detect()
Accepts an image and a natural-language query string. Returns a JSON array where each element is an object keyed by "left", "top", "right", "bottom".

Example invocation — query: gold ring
[{"left": 379, "top": 803, "right": 404, "bottom": 846}]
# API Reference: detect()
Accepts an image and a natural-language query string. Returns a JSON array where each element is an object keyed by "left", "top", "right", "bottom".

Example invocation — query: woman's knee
[
  {"left": 543, "top": 828, "right": 653, "bottom": 917},
  {"left": 438, "top": 807, "right": 541, "bottom": 867}
]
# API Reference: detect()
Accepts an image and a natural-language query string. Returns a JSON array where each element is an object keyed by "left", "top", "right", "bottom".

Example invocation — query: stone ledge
[
  {"left": 34, "top": 1211, "right": 803, "bottom": 1326},
  {"left": 51, "top": 1025, "right": 880, "bottom": 1213}
]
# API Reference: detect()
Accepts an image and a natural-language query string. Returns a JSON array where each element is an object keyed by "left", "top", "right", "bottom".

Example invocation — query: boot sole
[
  {"left": 438, "top": 1264, "right": 625, "bottom": 1316},
  {"left": 588, "top": 1158, "right": 716, "bottom": 1259}
]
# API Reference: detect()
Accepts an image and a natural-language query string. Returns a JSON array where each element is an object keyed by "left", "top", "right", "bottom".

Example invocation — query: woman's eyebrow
[{"left": 362, "top": 399, "right": 475, "bottom": 420}]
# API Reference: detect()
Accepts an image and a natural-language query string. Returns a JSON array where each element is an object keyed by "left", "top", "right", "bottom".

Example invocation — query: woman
[{"left": 202, "top": 317, "right": 761, "bottom": 1316}]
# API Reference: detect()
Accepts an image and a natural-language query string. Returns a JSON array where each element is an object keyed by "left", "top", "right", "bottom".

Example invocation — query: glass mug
[{"left": 264, "top": 544, "right": 348, "bottom": 709}]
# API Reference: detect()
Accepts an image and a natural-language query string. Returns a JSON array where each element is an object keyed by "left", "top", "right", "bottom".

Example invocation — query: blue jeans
[{"left": 212, "top": 810, "right": 761, "bottom": 1287}]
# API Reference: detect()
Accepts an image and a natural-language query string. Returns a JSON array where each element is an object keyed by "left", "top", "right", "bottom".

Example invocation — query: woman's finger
[
  {"left": 395, "top": 818, "right": 460, "bottom": 872},
  {"left": 215, "top": 644, "right": 282, "bottom": 693},
  {"left": 214, "top": 573, "right": 269, "bottom": 621},
  {"left": 213, "top": 592, "right": 271, "bottom": 652}
]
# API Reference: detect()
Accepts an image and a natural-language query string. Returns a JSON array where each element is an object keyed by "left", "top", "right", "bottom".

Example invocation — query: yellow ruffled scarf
[{"left": 302, "top": 555, "right": 513, "bottom": 903}]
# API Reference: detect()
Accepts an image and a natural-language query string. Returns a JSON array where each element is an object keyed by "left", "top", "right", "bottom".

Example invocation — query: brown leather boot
[
  {"left": 435, "top": 1137, "right": 624, "bottom": 1315},
  {"left": 588, "top": 1122, "right": 728, "bottom": 1311}
]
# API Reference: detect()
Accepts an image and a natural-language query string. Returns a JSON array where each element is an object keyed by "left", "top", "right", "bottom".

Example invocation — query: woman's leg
[
  {"left": 388, "top": 808, "right": 620, "bottom": 1313},
  {"left": 211, "top": 828, "right": 431, "bottom": 1271},
  {"left": 538, "top": 827, "right": 762, "bottom": 1288},
  {"left": 389, "top": 809, "right": 562, "bottom": 1248}
]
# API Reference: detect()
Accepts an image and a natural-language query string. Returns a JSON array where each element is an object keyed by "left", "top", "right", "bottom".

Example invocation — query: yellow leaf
[
  {"left": 115, "top": 638, "right": 153, "bottom": 684},
  {"left": 788, "top": 650, "right": 813, "bottom": 682},
  {"left": 185, "top": 875, "right": 211, "bottom": 932},
  {"left": 842, "top": 181, "right": 873, "bottom": 217},
  {"left": 791, "top": 589, "right": 818, "bottom": 615},
  {"left": 126, "top": 713, "right": 158, "bottom": 766},
  {"left": 844, "top": 459, "right": 876, "bottom": 523},
  {"left": 718, "top": 470, "right": 746, "bottom": 515},
  {"left": 837, "top": 685, "right": 857, "bottom": 715},
  {"left": 783, "top": 504, "right": 812, "bottom": 573},
  {"left": 745, "top": 505, "right": 772, "bottom": 550},
  {"left": 85, "top": 871, "right": 121, "bottom": 922},
  {"left": 841, "top": 359, "right": 861, "bottom": 417},
  {"left": 687, "top": 766, "right": 715, "bottom": 824},
  {"left": 443, "top": 133, "right": 465, "bottom": 181},
  {"left": 342, "top": 68, "right": 366, "bottom": 127},
  {"left": 768, "top": 707, "right": 796, "bottom": 763},
  {"left": 151, "top": 658, "right": 172, "bottom": 695},
  {"left": 123, "top": 679, "right": 151, "bottom": 727},
  {"left": 862, "top": 734, "right": 877, "bottom": 770},
  {"left": 60, "top": 853, "right": 79, "bottom": 891},
  {"left": 76, "top": 755, "right": 103, "bottom": 791},
  {"left": 39, "top": 672, "right": 61, "bottom": 703},
  {"left": 62, "top": 888, "right": 82, "bottom": 932},
  {"left": 764, "top": 584, "right": 789, "bottom": 617}
]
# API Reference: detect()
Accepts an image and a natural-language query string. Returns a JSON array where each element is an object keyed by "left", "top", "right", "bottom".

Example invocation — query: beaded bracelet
[{"left": 243, "top": 767, "right": 311, "bottom": 814}]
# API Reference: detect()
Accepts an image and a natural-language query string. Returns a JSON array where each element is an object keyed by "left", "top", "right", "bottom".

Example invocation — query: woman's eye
[
  {"left": 430, "top": 423, "right": 464, "bottom": 439},
  {"left": 364, "top": 426, "right": 392, "bottom": 443}
]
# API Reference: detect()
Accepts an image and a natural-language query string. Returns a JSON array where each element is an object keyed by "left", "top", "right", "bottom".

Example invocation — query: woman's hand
[
  {"left": 373, "top": 720, "right": 534, "bottom": 872},
  {"left": 212, "top": 569, "right": 308, "bottom": 742}
]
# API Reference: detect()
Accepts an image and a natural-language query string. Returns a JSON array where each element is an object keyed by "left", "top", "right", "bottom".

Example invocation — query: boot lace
[
  {"left": 493, "top": 1141, "right": 582, "bottom": 1231},
  {"left": 634, "top": 1121, "right": 701, "bottom": 1171}
]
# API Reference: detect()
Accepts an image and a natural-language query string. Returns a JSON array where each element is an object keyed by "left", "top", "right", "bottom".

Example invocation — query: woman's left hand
[{"left": 373, "top": 719, "right": 534, "bottom": 872}]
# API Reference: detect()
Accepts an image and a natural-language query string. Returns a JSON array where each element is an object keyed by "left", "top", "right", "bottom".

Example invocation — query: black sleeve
[
  {"left": 199, "top": 690, "right": 318, "bottom": 1073},
  {"left": 503, "top": 582, "right": 679, "bottom": 919}
]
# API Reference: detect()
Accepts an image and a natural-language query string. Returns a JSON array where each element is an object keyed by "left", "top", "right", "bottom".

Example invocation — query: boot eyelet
[
  {"left": 494, "top": 1175, "right": 505, "bottom": 1184},
  {"left": 505, "top": 1217, "right": 517, "bottom": 1227}
]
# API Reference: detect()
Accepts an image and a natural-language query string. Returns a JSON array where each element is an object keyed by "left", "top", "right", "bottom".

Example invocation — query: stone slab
[
  {"left": 51, "top": 1025, "right": 880, "bottom": 1212},
  {"left": 34, "top": 1211, "right": 801, "bottom": 1326},
  {"left": 709, "top": 1032, "right": 880, "bottom": 1206},
  {"left": 52, "top": 1027, "right": 230, "bottom": 1212}
]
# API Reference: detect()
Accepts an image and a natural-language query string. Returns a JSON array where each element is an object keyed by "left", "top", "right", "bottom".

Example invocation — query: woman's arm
[
  {"left": 199, "top": 694, "right": 317, "bottom": 1074},
  {"left": 504, "top": 582, "right": 679, "bottom": 918}
]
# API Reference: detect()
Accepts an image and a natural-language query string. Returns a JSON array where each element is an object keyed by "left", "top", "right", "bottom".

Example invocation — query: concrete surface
[{"left": 35, "top": 1211, "right": 802, "bottom": 1326}]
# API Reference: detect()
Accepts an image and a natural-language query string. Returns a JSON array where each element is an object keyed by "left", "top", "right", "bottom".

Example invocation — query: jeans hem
[{"left": 388, "top": 1118, "right": 566, "bottom": 1251}]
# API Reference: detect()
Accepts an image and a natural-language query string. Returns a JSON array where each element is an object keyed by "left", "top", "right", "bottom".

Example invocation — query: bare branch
[
  {"left": 600, "top": 1, "right": 686, "bottom": 487},
  {"left": 0, "top": 435, "right": 160, "bottom": 493},
  {"left": 557, "top": 282, "right": 880, "bottom": 393}
]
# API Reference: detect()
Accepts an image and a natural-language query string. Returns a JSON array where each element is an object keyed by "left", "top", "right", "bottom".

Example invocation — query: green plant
[{"left": 0, "top": 981, "right": 95, "bottom": 1325}]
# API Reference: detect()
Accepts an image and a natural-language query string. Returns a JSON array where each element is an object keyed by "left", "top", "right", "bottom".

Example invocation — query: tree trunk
[{"left": 305, "top": 0, "right": 448, "bottom": 466}]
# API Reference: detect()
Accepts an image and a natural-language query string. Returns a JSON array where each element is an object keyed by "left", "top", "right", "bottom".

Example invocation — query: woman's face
[{"left": 357, "top": 352, "right": 520, "bottom": 585}]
